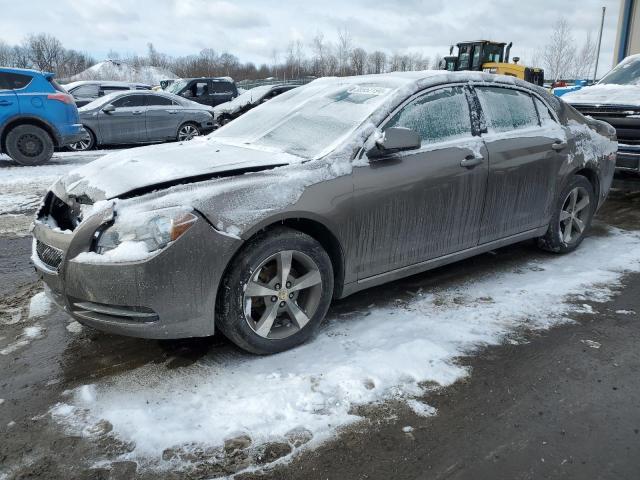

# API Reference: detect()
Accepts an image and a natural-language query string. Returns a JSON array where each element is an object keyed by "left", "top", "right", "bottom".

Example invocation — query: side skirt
[{"left": 339, "top": 226, "right": 548, "bottom": 299}]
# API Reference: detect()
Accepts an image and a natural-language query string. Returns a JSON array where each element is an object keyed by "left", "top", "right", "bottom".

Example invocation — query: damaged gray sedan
[{"left": 32, "top": 71, "right": 617, "bottom": 354}]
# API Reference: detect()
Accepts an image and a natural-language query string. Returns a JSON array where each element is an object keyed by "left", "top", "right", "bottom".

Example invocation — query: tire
[
  {"left": 67, "top": 128, "right": 95, "bottom": 152},
  {"left": 177, "top": 123, "right": 200, "bottom": 142},
  {"left": 219, "top": 115, "right": 232, "bottom": 126},
  {"left": 217, "top": 227, "right": 334, "bottom": 354},
  {"left": 5, "top": 125, "right": 54, "bottom": 166},
  {"left": 538, "top": 175, "right": 596, "bottom": 254}
]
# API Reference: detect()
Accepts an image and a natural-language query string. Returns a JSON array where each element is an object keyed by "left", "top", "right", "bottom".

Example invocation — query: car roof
[
  {"left": 0, "top": 67, "right": 53, "bottom": 78},
  {"left": 180, "top": 77, "right": 234, "bottom": 83},
  {"left": 63, "top": 80, "right": 151, "bottom": 89}
]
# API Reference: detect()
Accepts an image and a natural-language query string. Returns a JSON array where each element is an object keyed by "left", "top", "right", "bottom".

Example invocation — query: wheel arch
[
  {"left": 1, "top": 116, "right": 59, "bottom": 151},
  {"left": 572, "top": 166, "right": 600, "bottom": 200},
  {"left": 216, "top": 215, "right": 346, "bottom": 302}
]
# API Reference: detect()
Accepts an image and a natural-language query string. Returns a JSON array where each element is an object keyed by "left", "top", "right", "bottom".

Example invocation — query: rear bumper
[
  {"left": 616, "top": 144, "right": 640, "bottom": 173},
  {"left": 58, "top": 124, "right": 86, "bottom": 147}
]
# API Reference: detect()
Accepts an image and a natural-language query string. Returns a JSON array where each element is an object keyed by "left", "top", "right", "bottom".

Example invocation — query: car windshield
[
  {"left": 227, "top": 85, "right": 273, "bottom": 106},
  {"left": 211, "top": 79, "right": 402, "bottom": 159},
  {"left": 599, "top": 56, "right": 640, "bottom": 85},
  {"left": 165, "top": 79, "right": 189, "bottom": 94}
]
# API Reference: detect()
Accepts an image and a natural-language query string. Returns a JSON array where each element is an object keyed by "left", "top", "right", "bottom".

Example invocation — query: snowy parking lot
[{"left": 1, "top": 148, "right": 640, "bottom": 479}]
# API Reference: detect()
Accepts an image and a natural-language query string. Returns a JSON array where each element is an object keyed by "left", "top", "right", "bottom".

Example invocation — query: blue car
[{"left": 0, "top": 67, "right": 85, "bottom": 165}]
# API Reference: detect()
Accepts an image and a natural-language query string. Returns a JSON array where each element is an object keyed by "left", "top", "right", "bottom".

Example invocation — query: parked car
[
  {"left": 32, "top": 72, "right": 616, "bottom": 354},
  {"left": 63, "top": 81, "right": 152, "bottom": 107},
  {"left": 214, "top": 84, "right": 297, "bottom": 126},
  {"left": 0, "top": 67, "right": 85, "bottom": 165},
  {"left": 563, "top": 54, "right": 640, "bottom": 174},
  {"left": 165, "top": 77, "right": 238, "bottom": 107},
  {"left": 68, "top": 90, "right": 215, "bottom": 151}
]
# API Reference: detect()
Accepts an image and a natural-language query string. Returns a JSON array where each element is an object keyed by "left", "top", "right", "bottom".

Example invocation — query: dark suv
[
  {"left": 165, "top": 77, "right": 238, "bottom": 107},
  {"left": 0, "top": 67, "right": 85, "bottom": 165}
]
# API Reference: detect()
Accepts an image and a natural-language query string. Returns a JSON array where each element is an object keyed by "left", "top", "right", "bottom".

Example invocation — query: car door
[
  {"left": 209, "top": 81, "right": 236, "bottom": 107},
  {"left": 0, "top": 73, "right": 21, "bottom": 128},
  {"left": 98, "top": 93, "right": 148, "bottom": 145},
  {"left": 353, "top": 85, "right": 488, "bottom": 279},
  {"left": 145, "top": 95, "right": 183, "bottom": 141},
  {"left": 473, "top": 85, "right": 568, "bottom": 244}
]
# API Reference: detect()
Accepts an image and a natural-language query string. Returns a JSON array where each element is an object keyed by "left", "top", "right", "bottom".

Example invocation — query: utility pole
[{"left": 594, "top": 6, "right": 606, "bottom": 82}]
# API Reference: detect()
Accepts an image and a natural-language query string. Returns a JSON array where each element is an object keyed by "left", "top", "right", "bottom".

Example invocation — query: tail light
[{"left": 47, "top": 93, "right": 75, "bottom": 105}]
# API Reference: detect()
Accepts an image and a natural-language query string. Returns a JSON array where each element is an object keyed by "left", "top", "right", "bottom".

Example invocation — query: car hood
[
  {"left": 214, "top": 99, "right": 241, "bottom": 115},
  {"left": 60, "top": 138, "right": 303, "bottom": 201},
  {"left": 563, "top": 83, "right": 640, "bottom": 107}
]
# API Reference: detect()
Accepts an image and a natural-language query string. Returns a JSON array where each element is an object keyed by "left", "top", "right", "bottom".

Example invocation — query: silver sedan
[{"left": 68, "top": 90, "right": 216, "bottom": 151}]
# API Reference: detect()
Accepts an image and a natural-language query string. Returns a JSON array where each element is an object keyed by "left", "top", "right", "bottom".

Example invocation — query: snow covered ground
[
  {"left": 49, "top": 227, "right": 640, "bottom": 473},
  {"left": 0, "top": 150, "right": 117, "bottom": 236}
]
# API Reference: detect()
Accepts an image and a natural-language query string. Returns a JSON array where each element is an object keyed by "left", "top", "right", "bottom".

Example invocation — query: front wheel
[
  {"left": 538, "top": 175, "right": 596, "bottom": 253},
  {"left": 5, "top": 125, "right": 54, "bottom": 166},
  {"left": 67, "top": 129, "right": 95, "bottom": 152},
  {"left": 177, "top": 123, "right": 200, "bottom": 142},
  {"left": 217, "top": 227, "right": 334, "bottom": 354}
]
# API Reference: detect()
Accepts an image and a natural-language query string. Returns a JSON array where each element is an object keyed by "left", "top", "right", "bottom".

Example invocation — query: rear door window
[
  {"left": 384, "top": 86, "right": 473, "bottom": 145},
  {"left": 534, "top": 97, "right": 556, "bottom": 125},
  {"left": 210, "top": 82, "right": 234, "bottom": 94},
  {"left": 112, "top": 94, "right": 147, "bottom": 108},
  {"left": 146, "top": 95, "right": 176, "bottom": 106},
  {"left": 71, "top": 84, "right": 100, "bottom": 98},
  {"left": 0, "top": 72, "right": 33, "bottom": 90},
  {"left": 476, "top": 86, "right": 539, "bottom": 132}
]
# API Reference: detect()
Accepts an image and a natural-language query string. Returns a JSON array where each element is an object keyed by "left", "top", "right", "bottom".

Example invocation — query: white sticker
[{"left": 347, "top": 86, "right": 392, "bottom": 96}]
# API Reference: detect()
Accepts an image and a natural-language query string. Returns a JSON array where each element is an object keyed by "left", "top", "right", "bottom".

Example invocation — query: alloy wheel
[
  {"left": 559, "top": 186, "right": 590, "bottom": 244},
  {"left": 69, "top": 133, "right": 92, "bottom": 151},
  {"left": 17, "top": 134, "right": 44, "bottom": 158},
  {"left": 178, "top": 124, "right": 199, "bottom": 141},
  {"left": 243, "top": 250, "right": 323, "bottom": 340}
]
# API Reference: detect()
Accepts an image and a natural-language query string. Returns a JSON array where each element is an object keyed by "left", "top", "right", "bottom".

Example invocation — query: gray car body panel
[
  {"left": 32, "top": 72, "right": 617, "bottom": 339},
  {"left": 78, "top": 91, "right": 215, "bottom": 147}
]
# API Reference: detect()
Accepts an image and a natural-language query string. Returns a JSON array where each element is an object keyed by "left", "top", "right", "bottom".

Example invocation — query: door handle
[
  {"left": 167, "top": 110, "right": 178, "bottom": 114},
  {"left": 552, "top": 141, "right": 567, "bottom": 151},
  {"left": 0, "top": 100, "right": 12, "bottom": 106},
  {"left": 460, "top": 155, "right": 483, "bottom": 169},
  {"left": 132, "top": 110, "right": 144, "bottom": 115}
]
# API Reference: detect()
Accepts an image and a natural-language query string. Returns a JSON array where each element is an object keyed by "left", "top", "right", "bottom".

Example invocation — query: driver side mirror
[
  {"left": 102, "top": 103, "right": 116, "bottom": 113},
  {"left": 367, "top": 127, "right": 421, "bottom": 159}
]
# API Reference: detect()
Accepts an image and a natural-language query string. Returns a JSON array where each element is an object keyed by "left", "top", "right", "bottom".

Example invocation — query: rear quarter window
[{"left": 0, "top": 72, "right": 33, "bottom": 90}]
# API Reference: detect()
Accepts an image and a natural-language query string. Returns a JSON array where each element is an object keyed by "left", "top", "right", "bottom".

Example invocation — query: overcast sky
[{"left": 0, "top": 0, "right": 623, "bottom": 74}]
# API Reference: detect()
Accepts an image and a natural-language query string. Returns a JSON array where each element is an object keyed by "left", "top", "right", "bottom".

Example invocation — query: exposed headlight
[{"left": 95, "top": 207, "right": 197, "bottom": 254}]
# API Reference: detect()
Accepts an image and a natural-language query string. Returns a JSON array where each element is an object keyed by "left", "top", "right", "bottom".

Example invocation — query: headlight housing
[{"left": 95, "top": 207, "right": 197, "bottom": 254}]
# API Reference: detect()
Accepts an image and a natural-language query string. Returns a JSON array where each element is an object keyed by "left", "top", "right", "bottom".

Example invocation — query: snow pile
[
  {"left": 67, "top": 60, "right": 178, "bottom": 86},
  {"left": 563, "top": 83, "right": 640, "bottom": 106},
  {"left": 28, "top": 292, "right": 52, "bottom": 318},
  {"left": 73, "top": 241, "right": 152, "bottom": 264},
  {"left": 50, "top": 228, "right": 640, "bottom": 469}
]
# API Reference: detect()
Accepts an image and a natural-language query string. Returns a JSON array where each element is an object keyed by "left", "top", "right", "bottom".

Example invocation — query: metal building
[{"left": 616, "top": 0, "right": 640, "bottom": 62}]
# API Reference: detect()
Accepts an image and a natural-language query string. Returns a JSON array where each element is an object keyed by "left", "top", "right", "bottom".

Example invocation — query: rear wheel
[
  {"left": 67, "top": 128, "right": 95, "bottom": 152},
  {"left": 5, "top": 125, "right": 54, "bottom": 166},
  {"left": 217, "top": 227, "right": 334, "bottom": 354},
  {"left": 177, "top": 123, "right": 200, "bottom": 142},
  {"left": 538, "top": 175, "right": 595, "bottom": 253}
]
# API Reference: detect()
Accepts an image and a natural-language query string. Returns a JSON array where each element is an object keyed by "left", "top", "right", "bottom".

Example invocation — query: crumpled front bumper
[{"left": 31, "top": 206, "right": 242, "bottom": 339}]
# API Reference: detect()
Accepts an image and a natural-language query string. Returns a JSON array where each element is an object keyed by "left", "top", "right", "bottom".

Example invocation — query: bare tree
[
  {"left": 350, "top": 47, "right": 367, "bottom": 75},
  {"left": 433, "top": 53, "right": 444, "bottom": 70},
  {"left": 25, "top": 33, "right": 65, "bottom": 72},
  {"left": 0, "top": 40, "right": 12, "bottom": 66},
  {"left": 337, "top": 27, "right": 353, "bottom": 76},
  {"left": 367, "top": 50, "right": 387, "bottom": 74},
  {"left": 311, "top": 32, "right": 327, "bottom": 76},
  {"left": 542, "top": 18, "right": 577, "bottom": 81},
  {"left": 573, "top": 31, "right": 597, "bottom": 79}
]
